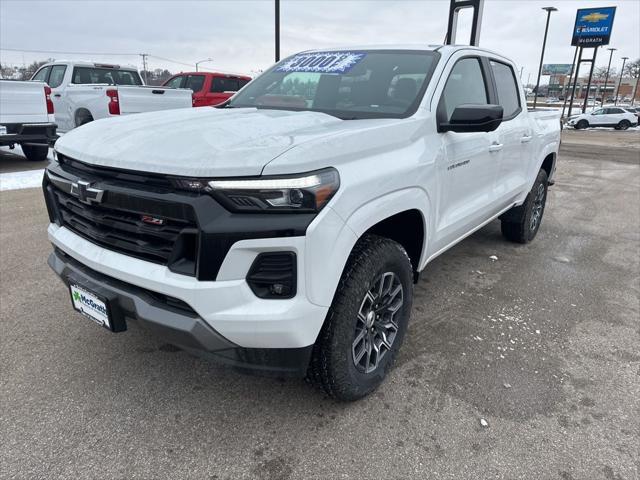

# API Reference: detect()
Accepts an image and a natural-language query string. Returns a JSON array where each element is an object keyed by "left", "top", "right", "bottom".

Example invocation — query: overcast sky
[{"left": 1, "top": 0, "right": 638, "bottom": 83}]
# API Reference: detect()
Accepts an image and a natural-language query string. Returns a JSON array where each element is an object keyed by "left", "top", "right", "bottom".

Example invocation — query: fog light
[{"left": 247, "top": 252, "right": 297, "bottom": 299}]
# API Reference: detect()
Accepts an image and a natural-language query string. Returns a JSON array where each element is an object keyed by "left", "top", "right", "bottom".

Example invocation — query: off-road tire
[
  {"left": 20, "top": 144, "right": 49, "bottom": 162},
  {"left": 308, "top": 235, "right": 413, "bottom": 401},
  {"left": 500, "top": 169, "right": 548, "bottom": 244},
  {"left": 575, "top": 120, "right": 589, "bottom": 130}
]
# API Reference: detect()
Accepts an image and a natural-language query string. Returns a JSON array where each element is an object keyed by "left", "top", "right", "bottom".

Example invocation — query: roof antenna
[{"left": 445, "top": 0, "right": 485, "bottom": 46}]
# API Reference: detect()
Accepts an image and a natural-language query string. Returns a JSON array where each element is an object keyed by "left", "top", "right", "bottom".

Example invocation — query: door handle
[
  {"left": 53, "top": 94, "right": 61, "bottom": 97},
  {"left": 521, "top": 135, "right": 532, "bottom": 143},
  {"left": 488, "top": 142, "right": 503, "bottom": 152}
]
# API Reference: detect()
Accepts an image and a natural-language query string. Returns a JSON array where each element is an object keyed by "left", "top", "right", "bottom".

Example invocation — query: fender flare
[{"left": 305, "top": 188, "right": 432, "bottom": 307}]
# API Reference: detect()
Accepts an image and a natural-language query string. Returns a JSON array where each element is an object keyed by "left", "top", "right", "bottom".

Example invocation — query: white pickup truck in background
[
  {"left": 44, "top": 45, "right": 561, "bottom": 400},
  {"left": 0, "top": 80, "right": 57, "bottom": 161},
  {"left": 31, "top": 62, "right": 192, "bottom": 132}
]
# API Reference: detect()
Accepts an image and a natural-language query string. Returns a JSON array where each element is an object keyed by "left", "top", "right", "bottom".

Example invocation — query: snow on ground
[{"left": 0, "top": 169, "right": 45, "bottom": 191}]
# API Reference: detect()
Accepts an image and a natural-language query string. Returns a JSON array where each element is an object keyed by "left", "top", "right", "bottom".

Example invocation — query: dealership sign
[
  {"left": 571, "top": 6, "right": 616, "bottom": 47},
  {"left": 542, "top": 64, "right": 573, "bottom": 76}
]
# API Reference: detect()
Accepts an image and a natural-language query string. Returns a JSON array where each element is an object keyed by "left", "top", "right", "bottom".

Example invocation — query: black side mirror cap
[{"left": 438, "top": 104, "right": 504, "bottom": 133}]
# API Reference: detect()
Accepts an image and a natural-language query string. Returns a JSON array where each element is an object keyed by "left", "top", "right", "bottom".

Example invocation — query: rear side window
[
  {"left": 440, "top": 57, "right": 488, "bottom": 120},
  {"left": 72, "top": 67, "right": 143, "bottom": 85},
  {"left": 606, "top": 108, "right": 624, "bottom": 114},
  {"left": 211, "top": 76, "right": 245, "bottom": 93},
  {"left": 490, "top": 60, "right": 521, "bottom": 119},
  {"left": 48, "top": 65, "right": 67, "bottom": 88},
  {"left": 184, "top": 75, "right": 205, "bottom": 92},
  {"left": 32, "top": 66, "right": 51, "bottom": 82}
]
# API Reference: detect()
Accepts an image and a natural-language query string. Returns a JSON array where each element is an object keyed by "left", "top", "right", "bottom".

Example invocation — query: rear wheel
[
  {"left": 75, "top": 110, "right": 94, "bottom": 127},
  {"left": 575, "top": 120, "right": 588, "bottom": 130},
  {"left": 500, "top": 169, "right": 548, "bottom": 244},
  {"left": 617, "top": 120, "right": 631, "bottom": 131},
  {"left": 20, "top": 144, "right": 49, "bottom": 162},
  {"left": 309, "top": 235, "right": 413, "bottom": 401}
]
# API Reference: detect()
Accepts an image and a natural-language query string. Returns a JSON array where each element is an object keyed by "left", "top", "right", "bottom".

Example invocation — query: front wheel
[
  {"left": 308, "top": 235, "right": 413, "bottom": 401},
  {"left": 20, "top": 144, "right": 49, "bottom": 162},
  {"left": 575, "top": 120, "right": 589, "bottom": 130},
  {"left": 500, "top": 169, "right": 548, "bottom": 244}
]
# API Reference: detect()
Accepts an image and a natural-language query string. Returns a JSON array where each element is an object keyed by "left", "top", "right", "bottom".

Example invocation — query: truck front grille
[{"left": 45, "top": 168, "right": 199, "bottom": 276}]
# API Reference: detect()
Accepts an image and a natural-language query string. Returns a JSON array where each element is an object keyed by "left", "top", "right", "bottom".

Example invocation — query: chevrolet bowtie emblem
[{"left": 71, "top": 180, "right": 104, "bottom": 205}]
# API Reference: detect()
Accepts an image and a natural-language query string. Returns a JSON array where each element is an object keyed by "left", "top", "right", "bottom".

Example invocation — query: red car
[{"left": 163, "top": 72, "right": 251, "bottom": 107}]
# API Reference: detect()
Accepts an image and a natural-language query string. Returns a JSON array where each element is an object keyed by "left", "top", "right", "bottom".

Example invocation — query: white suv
[{"left": 568, "top": 106, "right": 638, "bottom": 130}]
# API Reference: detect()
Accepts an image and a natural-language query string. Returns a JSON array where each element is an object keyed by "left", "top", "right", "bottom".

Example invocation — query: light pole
[
  {"left": 614, "top": 56, "right": 628, "bottom": 105},
  {"left": 601, "top": 47, "right": 616, "bottom": 106},
  {"left": 275, "top": 0, "right": 280, "bottom": 62},
  {"left": 195, "top": 58, "right": 213, "bottom": 72},
  {"left": 533, "top": 6, "right": 558, "bottom": 109}
]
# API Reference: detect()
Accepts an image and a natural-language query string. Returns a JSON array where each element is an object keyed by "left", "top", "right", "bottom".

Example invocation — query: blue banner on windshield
[{"left": 276, "top": 52, "right": 366, "bottom": 74}]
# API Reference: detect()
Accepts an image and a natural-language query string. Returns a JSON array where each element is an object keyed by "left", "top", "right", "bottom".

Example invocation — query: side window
[
  {"left": 32, "top": 66, "right": 51, "bottom": 83},
  {"left": 591, "top": 109, "right": 604, "bottom": 115},
  {"left": 165, "top": 76, "right": 184, "bottom": 88},
  {"left": 211, "top": 77, "right": 242, "bottom": 93},
  {"left": 489, "top": 60, "right": 521, "bottom": 119},
  {"left": 48, "top": 65, "right": 67, "bottom": 88},
  {"left": 608, "top": 108, "right": 623, "bottom": 114},
  {"left": 440, "top": 57, "right": 488, "bottom": 120},
  {"left": 184, "top": 75, "right": 205, "bottom": 92}
]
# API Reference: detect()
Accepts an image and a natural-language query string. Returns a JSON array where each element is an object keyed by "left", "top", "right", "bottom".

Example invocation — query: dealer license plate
[{"left": 69, "top": 284, "right": 111, "bottom": 330}]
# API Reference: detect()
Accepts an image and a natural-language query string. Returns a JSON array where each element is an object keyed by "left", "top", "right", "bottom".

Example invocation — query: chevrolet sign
[{"left": 571, "top": 7, "right": 616, "bottom": 47}]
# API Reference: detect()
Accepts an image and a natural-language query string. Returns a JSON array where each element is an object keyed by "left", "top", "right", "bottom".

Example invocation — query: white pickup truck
[
  {"left": 0, "top": 80, "right": 57, "bottom": 161},
  {"left": 31, "top": 62, "right": 192, "bottom": 132},
  {"left": 43, "top": 45, "right": 560, "bottom": 400}
]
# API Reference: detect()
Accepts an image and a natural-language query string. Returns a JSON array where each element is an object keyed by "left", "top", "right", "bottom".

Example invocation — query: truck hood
[{"left": 54, "top": 107, "right": 345, "bottom": 177}]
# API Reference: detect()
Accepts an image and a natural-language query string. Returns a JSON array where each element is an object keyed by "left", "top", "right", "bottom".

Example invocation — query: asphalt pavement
[{"left": 1, "top": 131, "right": 638, "bottom": 479}]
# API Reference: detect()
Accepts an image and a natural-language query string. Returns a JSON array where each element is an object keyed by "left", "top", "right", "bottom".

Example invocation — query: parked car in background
[
  {"left": 162, "top": 72, "right": 251, "bottom": 107},
  {"left": 31, "top": 62, "right": 192, "bottom": 132},
  {"left": 567, "top": 106, "right": 638, "bottom": 130},
  {"left": 44, "top": 45, "right": 561, "bottom": 400},
  {"left": 623, "top": 106, "right": 640, "bottom": 121},
  {"left": 0, "top": 80, "right": 57, "bottom": 161}
]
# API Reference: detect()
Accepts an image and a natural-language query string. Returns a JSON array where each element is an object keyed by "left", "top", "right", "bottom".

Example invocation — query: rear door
[
  {"left": 605, "top": 107, "right": 628, "bottom": 125},
  {"left": 432, "top": 54, "right": 500, "bottom": 250},
  {"left": 488, "top": 58, "right": 531, "bottom": 204}
]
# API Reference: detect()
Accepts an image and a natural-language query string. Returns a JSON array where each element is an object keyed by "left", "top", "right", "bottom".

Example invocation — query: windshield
[{"left": 228, "top": 50, "right": 439, "bottom": 119}]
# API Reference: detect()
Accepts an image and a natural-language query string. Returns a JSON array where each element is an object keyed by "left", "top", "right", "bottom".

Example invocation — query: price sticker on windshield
[{"left": 276, "top": 52, "right": 366, "bottom": 74}]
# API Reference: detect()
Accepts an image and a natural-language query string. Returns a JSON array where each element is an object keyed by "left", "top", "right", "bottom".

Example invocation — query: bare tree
[
  {"left": 593, "top": 66, "right": 617, "bottom": 80},
  {"left": 623, "top": 59, "right": 640, "bottom": 79}
]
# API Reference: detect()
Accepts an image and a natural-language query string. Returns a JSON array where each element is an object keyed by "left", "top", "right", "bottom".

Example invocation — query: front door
[
  {"left": 432, "top": 55, "right": 500, "bottom": 252},
  {"left": 47, "top": 65, "right": 71, "bottom": 131}
]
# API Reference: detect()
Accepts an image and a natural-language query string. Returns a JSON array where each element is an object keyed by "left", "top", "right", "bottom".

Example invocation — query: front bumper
[
  {"left": 48, "top": 223, "right": 330, "bottom": 349},
  {"left": 48, "top": 247, "right": 314, "bottom": 376}
]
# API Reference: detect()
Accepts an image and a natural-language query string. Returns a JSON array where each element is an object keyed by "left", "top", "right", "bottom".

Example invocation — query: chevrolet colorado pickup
[
  {"left": 43, "top": 45, "right": 560, "bottom": 400},
  {"left": 0, "top": 80, "right": 57, "bottom": 161},
  {"left": 31, "top": 62, "right": 192, "bottom": 133}
]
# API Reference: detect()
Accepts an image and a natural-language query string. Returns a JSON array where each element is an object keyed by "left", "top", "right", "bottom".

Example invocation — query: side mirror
[{"left": 438, "top": 104, "right": 504, "bottom": 133}]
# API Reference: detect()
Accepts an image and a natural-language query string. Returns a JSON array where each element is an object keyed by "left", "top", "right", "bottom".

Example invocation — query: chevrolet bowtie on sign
[{"left": 571, "top": 6, "right": 616, "bottom": 47}]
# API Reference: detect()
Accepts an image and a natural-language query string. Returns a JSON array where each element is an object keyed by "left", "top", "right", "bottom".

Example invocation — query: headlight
[{"left": 207, "top": 168, "right": 340, "bottom": 213}]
